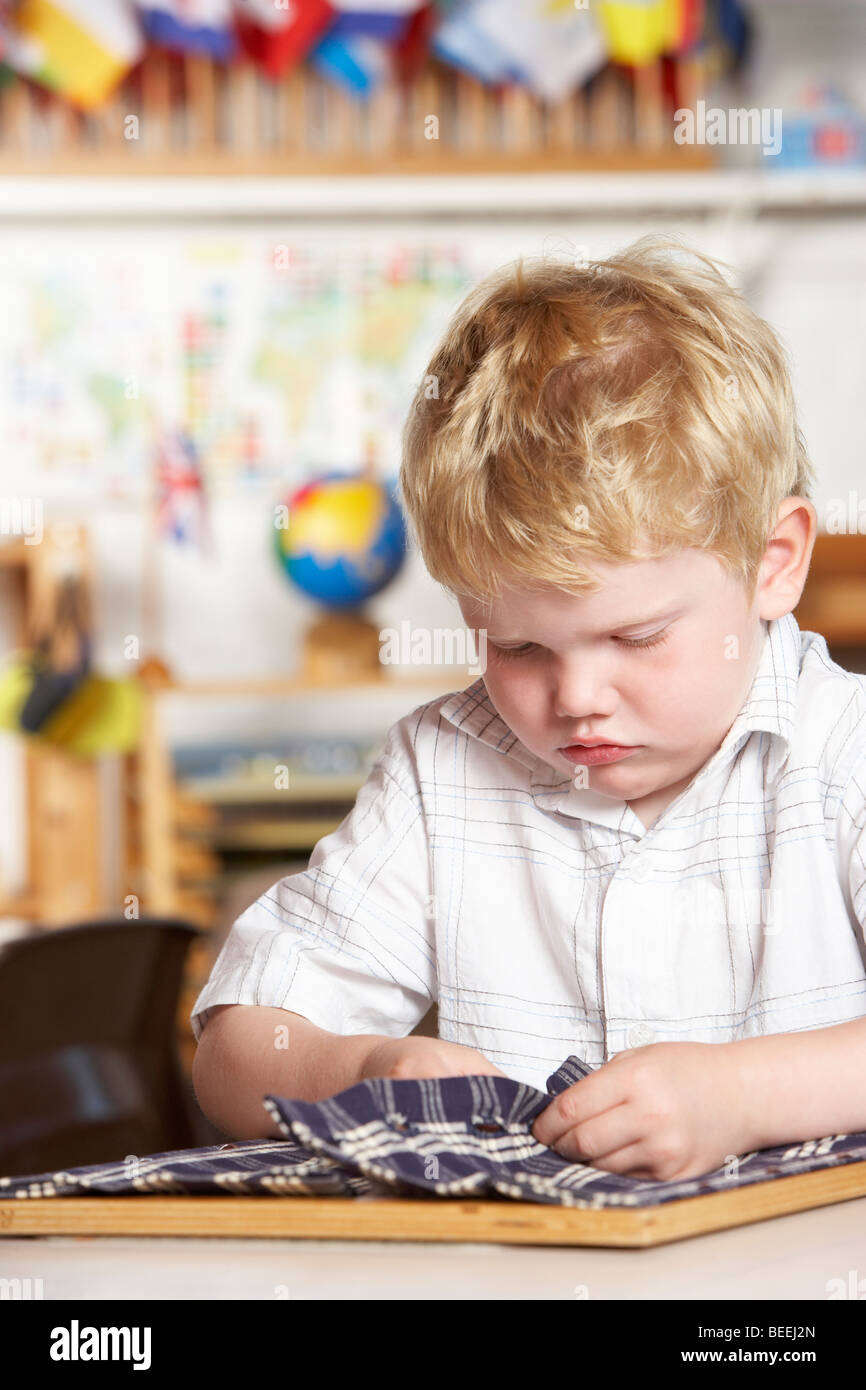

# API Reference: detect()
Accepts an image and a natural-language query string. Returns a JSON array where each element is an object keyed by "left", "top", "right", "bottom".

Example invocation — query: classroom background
[{"left": 0, "top": 0, "right": 865, "bottom": 1168}]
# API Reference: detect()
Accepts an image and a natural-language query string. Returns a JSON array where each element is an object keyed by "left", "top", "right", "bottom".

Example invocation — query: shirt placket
[
  {"left": 600, "top": 834, "right": 659, "bottom": 1061},
  {"left": 597, "top": 733, "right": 753, "bottom": 1061}
]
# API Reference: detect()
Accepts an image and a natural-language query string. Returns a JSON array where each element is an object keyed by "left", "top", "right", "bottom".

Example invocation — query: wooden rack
[
  {"left": 131, "top": 667, "right": 466, "bottom": 930},
  {"left": 0, "top": 527, "right": 104, "bottom": 926},
  {"left": 0, "top": 49, "right": 715, "bottom": 175}
]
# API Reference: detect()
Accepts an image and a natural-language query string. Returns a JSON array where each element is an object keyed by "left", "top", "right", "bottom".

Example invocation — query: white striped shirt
[{"left": 190, "top": 611, "right": 866, "bottom": 1091}]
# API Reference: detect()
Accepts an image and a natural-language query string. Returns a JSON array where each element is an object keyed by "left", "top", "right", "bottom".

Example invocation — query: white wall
[
  {"left": 1, "top": 207, "right": 864, "bottom": 707},
  {"left": 1, "top": 200, "right": 864, "bottom": 896}
]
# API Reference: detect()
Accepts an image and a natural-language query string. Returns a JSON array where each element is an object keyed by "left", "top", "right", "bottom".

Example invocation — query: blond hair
[{"left": 399, "top": 233, "right": 814, "bottom": 606}]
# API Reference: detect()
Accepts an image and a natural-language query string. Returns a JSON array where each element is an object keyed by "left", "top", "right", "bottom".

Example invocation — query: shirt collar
[{"left": 437, "top": 612, "right": 801, "bottom": 829}]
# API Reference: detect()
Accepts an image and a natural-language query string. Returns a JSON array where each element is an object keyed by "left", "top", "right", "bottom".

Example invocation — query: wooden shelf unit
[
  {"left": 131, "top": 668, "right": 468, "bottom": 928},
  {"left": 0, "top": 49, "right": 716, "bottom": 176},
  {"left": 0, "top": 528, "right": 107, "bottom": 926},
  {"left": 795, "top": 533, "right": 866, "bottom": 647}
]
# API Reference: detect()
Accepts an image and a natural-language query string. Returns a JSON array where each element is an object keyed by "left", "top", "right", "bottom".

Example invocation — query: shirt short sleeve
[
  {"left": 836, "top": 743, "right": 866, "bottom": 948},
  {"left": 189, "top": 716, "right": 436, "bottom": 1043}
]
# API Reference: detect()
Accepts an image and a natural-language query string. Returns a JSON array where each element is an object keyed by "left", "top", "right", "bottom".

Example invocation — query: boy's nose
[{"left": 552, "top": 660, "right": 619, "bottom": 721}]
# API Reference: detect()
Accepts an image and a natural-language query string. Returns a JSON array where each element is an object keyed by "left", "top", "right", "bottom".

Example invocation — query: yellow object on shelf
[{"left": 0, "top": 654, "right": 143, "bottom": 756}]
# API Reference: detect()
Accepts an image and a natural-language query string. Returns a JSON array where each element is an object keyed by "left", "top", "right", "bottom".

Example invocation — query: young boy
[{"left": 191, "top": 233, "right": 866, "bottom": 1183}]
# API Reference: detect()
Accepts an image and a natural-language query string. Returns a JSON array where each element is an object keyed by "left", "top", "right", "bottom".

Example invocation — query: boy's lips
[
  {"left": 562, "top": 737, "right": 626, "bottom": 747},
  {"left": 560, "top": 742, "right": 640, "bottom": 766}
]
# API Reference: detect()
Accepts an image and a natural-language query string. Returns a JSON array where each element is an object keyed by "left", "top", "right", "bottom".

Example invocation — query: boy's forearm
[
  {"left": 192, "top": 1005, "right": 386, "bottom": 1139},
  {"left": 727, "top": 1015, "right": 866, "bottom": 1151}
]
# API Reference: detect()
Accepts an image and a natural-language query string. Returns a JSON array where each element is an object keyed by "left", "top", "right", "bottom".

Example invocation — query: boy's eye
[
  {"left": 492, "top": 628, "right": 670, "bottom": 659},
  {"left": 491, "top": 643, "right": 535, "bottom": 659},
  {"left": 616, "top": 628, "right": 671, "bottom": 650}
]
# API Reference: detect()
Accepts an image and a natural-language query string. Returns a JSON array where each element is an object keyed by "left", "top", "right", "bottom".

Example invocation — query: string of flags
[{"left": 0, "top": 0, "right": 751, "bottom": 111}]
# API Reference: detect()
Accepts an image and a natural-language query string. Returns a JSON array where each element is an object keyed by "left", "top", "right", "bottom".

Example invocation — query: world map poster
[{"left": 0, "top": 230, "right": 484, "bottom": 501}]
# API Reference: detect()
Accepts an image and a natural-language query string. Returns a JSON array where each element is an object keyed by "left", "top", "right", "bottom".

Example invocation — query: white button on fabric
[
  {"left": 631, "top": 860, "right": 649, "bottom": 883},
  {"left": 627, "top": 1024, "right": 656, "bottom": 1047}
]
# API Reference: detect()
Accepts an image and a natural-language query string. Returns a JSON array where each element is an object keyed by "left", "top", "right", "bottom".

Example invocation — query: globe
[{"left": 273, "top": 471, "right": 407, "bottom": 609}]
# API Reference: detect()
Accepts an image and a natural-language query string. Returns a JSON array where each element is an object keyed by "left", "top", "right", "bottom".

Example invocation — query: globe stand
[{"left": 301, "top": 610, "right": 383, "bottom": 683}]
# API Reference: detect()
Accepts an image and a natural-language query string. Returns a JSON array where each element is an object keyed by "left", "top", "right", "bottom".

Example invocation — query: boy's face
[{"left": 457, "top": 548, "right": 767, "bottom": 830}]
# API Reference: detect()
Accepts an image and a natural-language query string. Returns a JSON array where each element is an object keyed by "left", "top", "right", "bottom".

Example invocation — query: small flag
[
  {"left": 713, "top": 0, "right": 751, "bottom": 70},
  {"left": 6, "top": 0, "right": 144, "bottom": 111},
  {"left": 311, "top": 29, "right": 391, "bottom": 94},
  {"left": 234, "top": 0, "right": 334, "bottom": 78},
  {"left": 155, "top": 426, "right": 212, "bottom": 553},
  {"left": 674, "top": 0, "right": 703, "bottom": 53},
  {"left": 467, "top": 0, "right": 607, "bottom": 103},
  {"left": 233, "top": 0, "right": 297, "bottom": 21},
  {"left": 595, "top": 0, "right": 679, "bottom": 66},
  {"left": 432, "top": 2, "right": 520, "bottom": 86},
  {"left": 138, "top": 0, "right": 237, "bottom": 59},
  {"left": 391, "top": 1, "right": 435, "bottom": 82},
  {"left": 327, "top": 1, "right": 421, "bottom": 42}
]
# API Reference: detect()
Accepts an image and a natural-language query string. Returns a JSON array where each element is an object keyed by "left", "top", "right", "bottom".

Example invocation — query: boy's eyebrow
[{"left": 486, "top": 603, "right": 684, "bottom": 642}]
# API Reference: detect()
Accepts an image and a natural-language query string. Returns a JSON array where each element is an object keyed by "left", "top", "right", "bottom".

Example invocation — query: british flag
[{"left": 154, "top": 426, "right": 212, "bottom": 554}]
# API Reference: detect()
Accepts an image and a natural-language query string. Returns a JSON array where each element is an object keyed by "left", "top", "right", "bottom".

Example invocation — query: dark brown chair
[{"left": 0, "top": 917, "right": 203, "bottom": 1178}]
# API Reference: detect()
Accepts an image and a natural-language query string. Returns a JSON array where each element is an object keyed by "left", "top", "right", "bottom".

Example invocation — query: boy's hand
[
  {"left": 358, "top": 1036, "right": 508, "bottom": 1083},
  {"left": 531, "top": 1041, "right": 750, "bottom": 1182}
]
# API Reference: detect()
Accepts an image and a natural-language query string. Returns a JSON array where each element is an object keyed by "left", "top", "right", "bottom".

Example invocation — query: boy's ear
[{"left": 755, "top": 497, "right": 818, "bottom": 621}]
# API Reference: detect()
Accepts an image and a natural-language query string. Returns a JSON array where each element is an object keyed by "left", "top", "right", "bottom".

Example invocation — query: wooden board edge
[{"left": 2, "top": 1160, "right": 866, "bottom": 1247}]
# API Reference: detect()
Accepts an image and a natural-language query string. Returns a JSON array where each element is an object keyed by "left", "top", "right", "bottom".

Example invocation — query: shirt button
[
  {"left": 627, "top": 1024, "right": 656, "bottom": 1047},
  {"left": 631, "top": 860, "right": 650, "bottom": 883}
]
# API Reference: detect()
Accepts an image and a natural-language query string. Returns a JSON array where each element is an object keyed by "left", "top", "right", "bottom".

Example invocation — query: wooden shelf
[
  {"left": 209, "top": 819, "right": 347, "bottom": 851},
  {"left": 178, "top": 772, "right": 364, "bottom": 803},
  {"left": 0, "top": 150, "right": 717, "bottom": 178},
  {"left": 133, "top": 665, "right": 463, "bottom": 925},
  {"left": 2, "top": 169, "right": 865, "bottom": 219},
  {"left": 157, "top": 672, "right": 470, "bottom": 698},
  {"left": 0, "top": 524, "right": 106, "bottom": 927},
  {"left": 0, "top": 892, "right": 38, "bottom": 920}
]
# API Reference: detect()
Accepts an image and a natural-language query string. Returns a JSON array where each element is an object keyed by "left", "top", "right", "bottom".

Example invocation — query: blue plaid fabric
[{"left": 2, "top": 1054, "right": 865, "bottom": 1208}]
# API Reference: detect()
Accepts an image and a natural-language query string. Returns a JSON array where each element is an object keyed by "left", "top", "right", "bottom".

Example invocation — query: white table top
[{"left": 3, "top": 1194, "right": 866, "bottom": 1299}]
